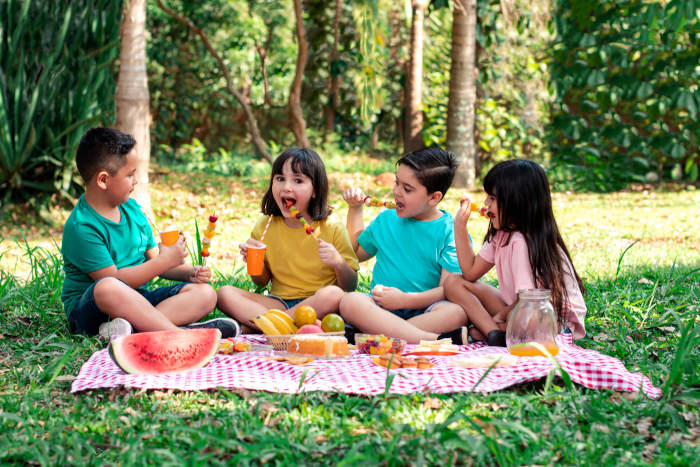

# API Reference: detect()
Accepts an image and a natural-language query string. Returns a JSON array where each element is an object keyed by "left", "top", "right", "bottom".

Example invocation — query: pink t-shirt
[{"left": 478, "top": 230, "right": 587, "bottom": 338}]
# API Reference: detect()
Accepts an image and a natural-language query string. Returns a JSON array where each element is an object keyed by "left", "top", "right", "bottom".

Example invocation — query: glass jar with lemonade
[{"left": 506, "top": 289, "right": 559, "bottom": 357}]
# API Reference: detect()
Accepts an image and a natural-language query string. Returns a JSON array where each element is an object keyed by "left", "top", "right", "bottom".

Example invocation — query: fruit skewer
[
  {"left": 362, "top": 195, "right": 493, "bottom": 219},
  {"left": 285, "top": 200, "right": 318, "bottom": 237},
  {"left": 463, "top": 200, "right": 495, "bottom": 219},
  {"left": 362, "top": 196, "right": 396, "bottom": 209},
  {"left": 200, "top": 214, "right": 218, "bottom": 264}
]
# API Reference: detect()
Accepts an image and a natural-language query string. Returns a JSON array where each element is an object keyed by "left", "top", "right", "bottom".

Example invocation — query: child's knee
[
  {"left": 183, "top": 283, "right": 217, "bottom": 308},
  {"left": 93, "top": 277, "right": 131, "bottom": 305},
  {"left": 339, "top": 291, "right": 365, "bottom": 316},
  {"left": 443, "top": 273, "right": 463, "bottom": 291},
  {"left": 317, "top": 285, "right": 344, "bottom": 305}
]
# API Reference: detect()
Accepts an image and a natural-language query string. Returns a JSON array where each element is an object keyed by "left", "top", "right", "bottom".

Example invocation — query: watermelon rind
[{"left": 109, "top": 328, "right": 221, "bottom": 374}]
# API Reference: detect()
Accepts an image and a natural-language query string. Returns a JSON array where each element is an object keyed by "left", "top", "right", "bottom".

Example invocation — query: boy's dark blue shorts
[
  {"left": 367, "top": 293, "right": 445, "bottom": 320},
  {"left": 67, "top": 278, "right": 188, "bottom": 336}
]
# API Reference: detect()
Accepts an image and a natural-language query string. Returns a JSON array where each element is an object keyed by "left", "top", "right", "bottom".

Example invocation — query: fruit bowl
[
  {"left": 266, "top": 332, "right": 344, "bottom": 351},
  {"left": 355, "top": 334, "right": 406, "bottom": 355}
]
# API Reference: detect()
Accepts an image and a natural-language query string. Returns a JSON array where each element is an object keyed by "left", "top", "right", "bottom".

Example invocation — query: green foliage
[
  {"left": 549, "top": 0, "right": 700, "bottom": 190},
  {"left": 148, "top": 0, "right": 296, "bottom": 154},
  {"left": 422, "top": 0, "right": 552, "bottom": 175},
  {"left": 0, "top": 0, "right": 121, "bottom": 204}
]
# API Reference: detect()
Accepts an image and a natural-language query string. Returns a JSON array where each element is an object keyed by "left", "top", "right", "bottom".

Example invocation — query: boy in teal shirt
[
  {"left": 61, "top": 127, "right": 239, "bottom": 338},
  {"left": 341, "top": 146, "right": 468, "bottom": 344}
]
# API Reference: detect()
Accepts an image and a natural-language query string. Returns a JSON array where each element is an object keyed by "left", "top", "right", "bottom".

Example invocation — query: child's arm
[
  {"left": 343, "top": 187, "right": 367, "bottom": 254},
  {"left": 87, "top": 236, "right": 187, "bottom": 288},
  {"left": 455, "top": 198, "right": 492, "bottom": 281},
  {"left": 317, "top": 238, "right": 358, "bottom": 292},
  {"left": 158, "top": 263, "right": 211, "bottom": 283}
]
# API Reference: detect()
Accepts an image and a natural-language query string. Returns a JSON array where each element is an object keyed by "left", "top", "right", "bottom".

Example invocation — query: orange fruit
[
  {"left": 294, "top": 305, "right": 317, "bottom": 327},
  {"left": 321, "top": 313, "right": 345, "bottom": 332}
]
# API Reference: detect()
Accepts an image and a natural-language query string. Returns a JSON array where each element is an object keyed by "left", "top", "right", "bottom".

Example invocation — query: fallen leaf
[
  {"left": 53, "top": 375, "right": 76, "bottom": 382},
  {"left": 592, "top": 423, "right": 610, "bottom": 434},
  {"left": 594, "top": 333, "right": 614, "bottom": 342},
  {"left": 637, "top": 277, "right": 654, "bottom": 285},
  {"left": 314, "top": 434, "right": 328, "bottom": 443},
  {"left": 422, "top": 397, "right": 442, "bottom": 409},
  {"left": 636, "top": 417, "right": 653, "bottom": 436}
]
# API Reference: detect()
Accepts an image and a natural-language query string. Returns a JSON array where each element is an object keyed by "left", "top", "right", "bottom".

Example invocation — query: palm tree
[
  {"left": 447, "top": 0, "right": 478, "bottom": 188},
  {"left": 404, "top": 0, "right": 429, "bottom": 154},
  {"left": 115, "top": 0, "right": 151, "bottom": 210}
]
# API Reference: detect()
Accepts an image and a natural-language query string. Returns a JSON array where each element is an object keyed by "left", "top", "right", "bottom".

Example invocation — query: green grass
[{"left": 1, "top": 170, "right": 699, "bottom": 465}]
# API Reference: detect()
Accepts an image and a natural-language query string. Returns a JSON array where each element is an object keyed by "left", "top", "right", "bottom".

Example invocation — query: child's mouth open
[{"left": 281, "top": 197, "right": 296, "bottom": 213}]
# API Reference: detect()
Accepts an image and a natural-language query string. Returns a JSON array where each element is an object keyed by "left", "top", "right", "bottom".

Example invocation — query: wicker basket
[{"left": 266, "top": 331, "right": 344, "bottom": 351}]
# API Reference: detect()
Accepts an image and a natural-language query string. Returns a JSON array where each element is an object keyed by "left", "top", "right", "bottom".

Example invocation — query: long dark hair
[
  {"left": 261, "top": 147, "right": 331, "bottom": 221},
  {"left": 483, "top": 159, "right": 585, "bottom": 326}
]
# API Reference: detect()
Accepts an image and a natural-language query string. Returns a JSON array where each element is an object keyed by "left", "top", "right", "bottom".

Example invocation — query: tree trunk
[
  {"left": 156, "top": 0, "right": 272, "bottom": 163},
  {"left": 447, "top": 0, "right": 478, "bottom": 188},
  {"left": 324, "top": 0, "right": 342, "bottom": 134},
  {"left": 404, "top": 0, "right": 428, "bottom": 154},
  {"left": 115, "top": 0, "right": 151, "bottom": 211},
  {"left": 290, "top": 0, "right": 310, "bottom": 148}
]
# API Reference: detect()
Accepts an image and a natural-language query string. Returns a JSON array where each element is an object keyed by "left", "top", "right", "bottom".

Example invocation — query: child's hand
[
  {"left": 188, "top": 265, "right": 211, "bottom": 283},
  {"left": 159, "top": 234, "right": 187, "bottom": 269},
  {"left": 239, "top": 238, "right": 264, "bottom": 262},
  {"left": 317, "top": 237, "right": 343, "bottom": 268},
  {"left": 454, "top": 197, "right": 473, "bottom": 228},
  {"left": 371, "top": 284, "right": 405, "bottom": 310},
  {"left": 343, "top": 187, "right": 366, "bottom": 208}
]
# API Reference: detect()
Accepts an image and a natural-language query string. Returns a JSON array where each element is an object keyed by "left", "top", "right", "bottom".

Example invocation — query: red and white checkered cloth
[{"left": 70, "top": 333, "right": 662, "bottom": 398}]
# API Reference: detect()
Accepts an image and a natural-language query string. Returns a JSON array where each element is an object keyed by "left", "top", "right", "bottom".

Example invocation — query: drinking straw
[{"left": 260, "top": 215, "right": 273, "bottom": 242}]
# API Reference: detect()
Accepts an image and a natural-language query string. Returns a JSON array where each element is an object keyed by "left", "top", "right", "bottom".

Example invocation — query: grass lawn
[{"left": 1, "top": 165, "right": 698, "bottom": 465}]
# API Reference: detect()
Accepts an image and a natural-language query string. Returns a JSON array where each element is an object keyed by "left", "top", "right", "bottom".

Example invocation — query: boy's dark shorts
[
  {"left": 266, "top": 294, "right": 305, "bottom": 310},
  {"left": 367, "top": 293, "right": 445, "bottom": 320},
  {"left": 67, "top": 278, "right": 188, "bottom": 336}
]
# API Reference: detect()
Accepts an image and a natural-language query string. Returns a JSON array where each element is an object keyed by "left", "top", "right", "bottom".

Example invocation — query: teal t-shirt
[
  {"left": 358, "top": 209, "right": 461, "bottom": 293},
  {"left": 61, "top": 196, "right": 156, "bottom": 318}
]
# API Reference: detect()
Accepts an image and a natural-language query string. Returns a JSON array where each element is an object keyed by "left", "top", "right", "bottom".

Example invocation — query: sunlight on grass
[{"left": 1, "top": 167, "right": 699, "bottom": 465}]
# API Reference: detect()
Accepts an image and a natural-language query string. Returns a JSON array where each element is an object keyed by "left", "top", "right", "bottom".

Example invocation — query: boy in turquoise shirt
[
  {"left": 61, "top": 127, "right": 239, "bottom": 338},
  {"left": 341, "top": 146, "right": 468, "bottom": 345}
]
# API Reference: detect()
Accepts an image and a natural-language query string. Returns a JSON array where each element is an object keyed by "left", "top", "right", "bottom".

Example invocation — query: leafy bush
[
  {"left": 0, "top": 0, "right": 121, "bottom": 204},
  {"left": 549, "top": 0, "right": 699, "bottom": 190}
]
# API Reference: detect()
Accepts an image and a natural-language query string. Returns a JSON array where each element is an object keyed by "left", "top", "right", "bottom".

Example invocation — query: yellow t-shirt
[{"left": 251, "top": 215, "right": 359, "bottom": 299}]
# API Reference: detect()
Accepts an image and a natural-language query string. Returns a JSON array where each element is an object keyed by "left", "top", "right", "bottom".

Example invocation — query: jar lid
[{"left": 517, "top": 289, "right": 551, "bottom": 299}]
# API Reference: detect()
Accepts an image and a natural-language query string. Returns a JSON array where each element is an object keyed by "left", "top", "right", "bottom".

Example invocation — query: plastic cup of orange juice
[
  {"left": 160, "top": 226, "right": 180, "bottom": 246},
  {"left": 246, "top": 243, "right": 266, "bottom": 275}
]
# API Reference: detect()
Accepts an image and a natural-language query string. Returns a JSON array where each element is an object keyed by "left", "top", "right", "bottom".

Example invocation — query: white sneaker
[{"left": 98, "top": 318, "right": 133, "bottom": 340}]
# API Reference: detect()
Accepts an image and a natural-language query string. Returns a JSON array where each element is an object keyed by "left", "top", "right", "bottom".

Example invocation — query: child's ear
[
  {"left": 95, "top": 170, "right": 110, "bottom": 190},
  {"left": 428, "top": 191, "right": 443, "bottom": 206}
]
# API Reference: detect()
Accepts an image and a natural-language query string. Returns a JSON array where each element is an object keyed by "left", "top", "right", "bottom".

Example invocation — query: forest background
[{"left": 1, "top": 0, "right": 698, "bottom": 214}]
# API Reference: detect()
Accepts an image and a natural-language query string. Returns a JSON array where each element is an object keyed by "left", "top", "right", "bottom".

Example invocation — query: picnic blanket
[{"left": 70, "top": 333, "right": 662, "bottom": 399}]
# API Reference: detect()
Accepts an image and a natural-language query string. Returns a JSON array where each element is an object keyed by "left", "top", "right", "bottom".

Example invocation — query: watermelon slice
[{"left": 109, "top": 328, "right": 221, "bottom": 374}]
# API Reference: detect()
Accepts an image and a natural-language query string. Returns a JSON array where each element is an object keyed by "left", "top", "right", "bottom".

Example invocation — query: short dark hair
[
  {"left": 261, "top": 147, "right": 331, "bottom": 221},
  {"left": 397, "top": 146, "right": 458, "bottom": 196},
  {"left": 76, "top": 127, "right": 135, "bottom": 182}
]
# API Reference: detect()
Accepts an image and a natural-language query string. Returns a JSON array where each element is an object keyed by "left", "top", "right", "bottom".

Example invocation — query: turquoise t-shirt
[
  {"left": 358, "top": 209, "right": 461, "bottom": 293},
  {"left": 61, "top": 196, "right": 156, "bottom": 318}
]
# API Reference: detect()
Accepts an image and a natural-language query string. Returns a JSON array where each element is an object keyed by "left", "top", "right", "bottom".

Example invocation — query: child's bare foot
[{"left": 469, "top": 328, "right": 486, "bottom": 342}]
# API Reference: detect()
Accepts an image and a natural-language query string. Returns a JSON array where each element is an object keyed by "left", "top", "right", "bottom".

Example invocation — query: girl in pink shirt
[{"left": 444, "top": 159, "right": 586, "bottom": 346}]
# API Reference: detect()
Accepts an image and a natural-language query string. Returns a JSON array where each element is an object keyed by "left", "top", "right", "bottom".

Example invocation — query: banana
[
  {"left": 265, "top": 309, "right": 297, "bottom": 333},
  {"left": 265, "top": 312, "right": 295, "bottom": 335},
  {"left": 251, "top": 315, "right": 280, "bottom": 335}
]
